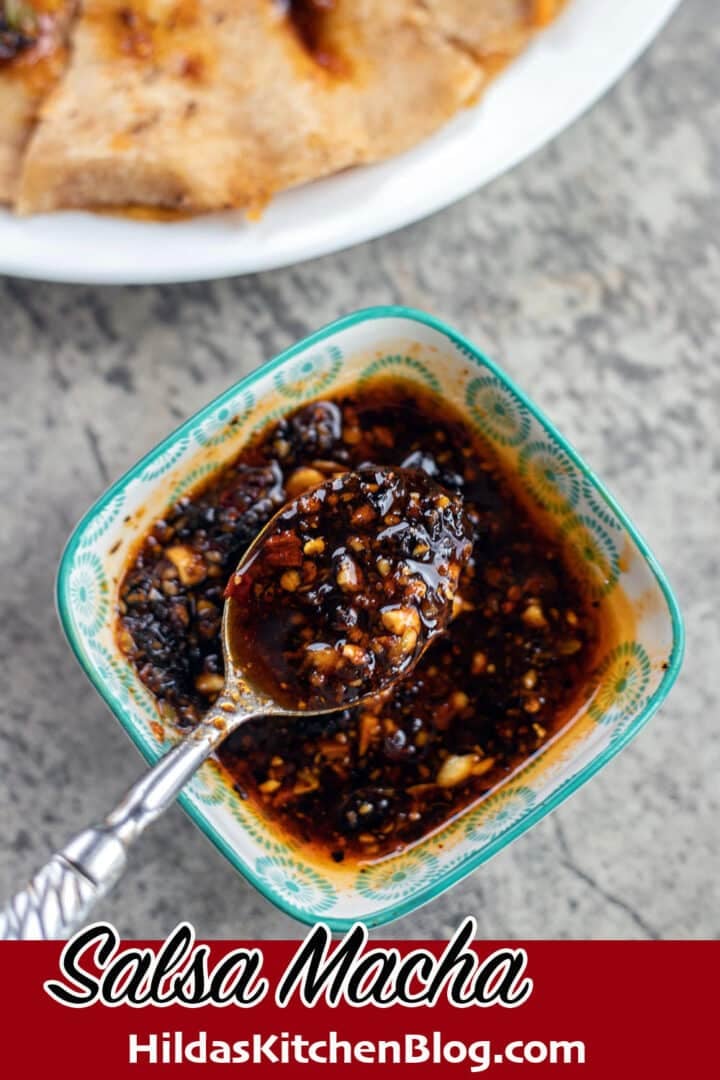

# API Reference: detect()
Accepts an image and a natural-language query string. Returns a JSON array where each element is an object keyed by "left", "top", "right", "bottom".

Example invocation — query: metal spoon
[{"left": 0, "top": 467, "right": 470, "bottom": 939}]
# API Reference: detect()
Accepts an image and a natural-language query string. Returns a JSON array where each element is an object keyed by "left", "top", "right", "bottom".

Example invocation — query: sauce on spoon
[{"left": 225, "top": 466, "right": 472, "bottom": 711}]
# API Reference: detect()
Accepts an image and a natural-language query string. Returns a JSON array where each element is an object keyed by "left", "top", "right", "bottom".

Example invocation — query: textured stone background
[{"left": 0, "top": 0, "right": 717, "bottom": 939}]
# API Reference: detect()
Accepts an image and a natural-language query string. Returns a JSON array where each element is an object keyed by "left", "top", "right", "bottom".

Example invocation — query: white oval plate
[{"left": 0, "top": 0, "right": 682, "bottom": 285}]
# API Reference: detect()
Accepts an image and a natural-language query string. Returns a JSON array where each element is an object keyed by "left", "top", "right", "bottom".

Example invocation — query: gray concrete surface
[{"left": 0, "top": 0, "right": 718, "bottom": 939}]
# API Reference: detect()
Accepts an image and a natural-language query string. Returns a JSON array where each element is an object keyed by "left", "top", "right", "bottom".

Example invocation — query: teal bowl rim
[{"left": 56, "top": 305, "right": 685, "bottom": 931}]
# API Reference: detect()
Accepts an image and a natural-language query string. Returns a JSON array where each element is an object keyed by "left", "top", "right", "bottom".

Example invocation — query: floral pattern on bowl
[{"left": 56, "top": 307, "right": 683, "bottom": 929}]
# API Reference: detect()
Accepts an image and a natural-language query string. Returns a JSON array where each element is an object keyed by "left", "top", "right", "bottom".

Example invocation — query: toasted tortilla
[
  {"left": 12, "top": 0, "right": 562, "bottom": 215},
  {"left": 16, "top": 0, "right": 482, "bottom": 213},
  {"left": 0, "top": 79, "right": 32, "bottom": 201},
  {"left": 0, "top": 0, "right": 75, "bottom": 203},
  {"left": 421, "top": 1, "right": 562, "bottom": 62}
]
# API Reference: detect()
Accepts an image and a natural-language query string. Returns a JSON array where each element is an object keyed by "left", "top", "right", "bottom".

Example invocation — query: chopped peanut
[
  {"left": 436, "top": 754, "right": 476, "bottom": 788},
  {"left": 286, "top": 467, "right": 325, "bottom": 497},
  {"left": 305, "top": 644, "right": 340, "bottom": 672},
  {"left": 398, "top": 628, "right": 418, "bottom": 655},
  {"left": 522, "top": 602, "right": 547, "bottom": 628},
  {"left": 351, "top": 504, "right": 376, "bottom": 527},
  {"left": 194, "top": 672, "right": 225, "bottom": 696},
  {"left": 280, "top": 569, "right": 301, "bottom": 591},
  {"left": 381, "top": 606, "right": 421, "bottom": 635},
  {"left": 165, "top": 545, "right": 206, "bottom": 586},
  {"left": 341, "top": 643, "right": 368, "bottom": 665},
  {"left": 303, "top": 537, "right": 326, "bottom": 556}
]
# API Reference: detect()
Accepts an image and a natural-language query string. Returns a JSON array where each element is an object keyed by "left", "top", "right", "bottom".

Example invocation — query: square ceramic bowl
[{"left": 57, "top": 307, "right": 683, "bottom": 929}]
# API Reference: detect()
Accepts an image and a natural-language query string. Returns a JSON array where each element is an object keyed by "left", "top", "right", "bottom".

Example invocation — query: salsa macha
[
  {"left": 118, "top": 381, "right": 602, "bottom": 863},
  {"left": 225, "top": 466, "right": 472, "bottom": 712}
]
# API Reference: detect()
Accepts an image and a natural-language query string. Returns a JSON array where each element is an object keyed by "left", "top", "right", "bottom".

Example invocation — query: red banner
[{"left": 1, "top": 934, "right": 714, "bottom": 1076}]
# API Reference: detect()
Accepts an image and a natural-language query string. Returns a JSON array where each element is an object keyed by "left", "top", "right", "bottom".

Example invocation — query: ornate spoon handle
[
  {"left": 0, "top": 722, "right": 225, "bottom": 940},
  {"left": 0, "top": 830, "right": 126, "bottom": 941}
]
